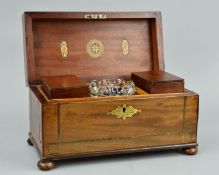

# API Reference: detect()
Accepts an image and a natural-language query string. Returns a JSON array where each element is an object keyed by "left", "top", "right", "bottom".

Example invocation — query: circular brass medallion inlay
[{"left": 86, "top": 39, "right": 104, "bottom": 58}]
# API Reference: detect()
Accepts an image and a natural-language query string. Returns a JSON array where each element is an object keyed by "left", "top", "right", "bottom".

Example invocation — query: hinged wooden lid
[
  {"left": 23, "top": 12, "right": 165, "bottom": 86},
  {"left": 41, "top": 75, "right": 89, "bottom": 98}
]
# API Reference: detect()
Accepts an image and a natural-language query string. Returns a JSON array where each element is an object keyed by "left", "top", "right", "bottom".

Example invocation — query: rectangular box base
[
  {"left": 28, "top": 86, "right": 198, "bottom": 160},
  {"left": 28, "top": 132, "right": 198, "bottom": 160}
]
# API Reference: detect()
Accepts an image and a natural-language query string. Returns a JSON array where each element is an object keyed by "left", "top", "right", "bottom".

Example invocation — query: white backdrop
[{"left": 0, "top": 0, "right": 218, "bottom": 174}]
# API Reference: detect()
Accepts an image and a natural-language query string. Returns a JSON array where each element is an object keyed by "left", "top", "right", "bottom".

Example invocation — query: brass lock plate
[{"left": 108, "top": 104, "right": 141, "bottom": 120}]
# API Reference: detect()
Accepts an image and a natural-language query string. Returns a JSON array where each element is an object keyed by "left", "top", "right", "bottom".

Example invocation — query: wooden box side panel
[
  {"left": 42, "top": 93, "right": 198, "bottom": 157},
  {"left": 29, "top": 89, "right": 43, "bottom": 155},
  {"left": 182, "top": 95, "right": 199, "bottom": 143},
  {"left": 42, "top": 104, "right": 59, "bottom": 157}
]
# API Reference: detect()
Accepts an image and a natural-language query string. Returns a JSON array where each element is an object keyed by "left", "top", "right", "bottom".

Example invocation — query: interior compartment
[{"left": 36, "top": 84, "right": 148, "bottom": 101}]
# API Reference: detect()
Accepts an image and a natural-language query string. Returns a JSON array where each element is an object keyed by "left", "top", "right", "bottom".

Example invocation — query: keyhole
[{"left": 123, "top": 107, "right": 126, "bottom": 113}]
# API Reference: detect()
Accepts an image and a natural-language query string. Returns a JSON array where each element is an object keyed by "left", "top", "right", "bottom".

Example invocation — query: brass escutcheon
[
  {"left": 60, "top": 41, "right": 68, "bottom": 58},
  {"left": 107, "top": 104, "right": 141, "bottom": 120}
]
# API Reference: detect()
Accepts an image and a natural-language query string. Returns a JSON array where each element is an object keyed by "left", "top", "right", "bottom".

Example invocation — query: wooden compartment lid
[
  {"left": 24, "top": 12, "right": 165, "bottom": 86},
  {"left": 131, "top": 71, "right": 184, "bottom": 94},
  {"left": 41, "top": 75, "right": 89, "bottom": 99}
]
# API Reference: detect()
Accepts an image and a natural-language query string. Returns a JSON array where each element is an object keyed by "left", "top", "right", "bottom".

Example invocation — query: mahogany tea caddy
[{"left": 23, "top": 12, "right": 199, "bottom": 170}]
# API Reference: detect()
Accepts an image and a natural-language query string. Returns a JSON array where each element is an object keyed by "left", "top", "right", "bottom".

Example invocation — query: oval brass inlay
[
  {"left": 122, "top": 39, "right": 129, "bottom": 56},
  {"left": 122, "top": 40, "right": 129, "bottom": 55},
  {"left": 86, "top": 39, "right": 104, "bottom": 58},
  {"left": 60, "top": 41, "right": 68, "bottom": 58}
]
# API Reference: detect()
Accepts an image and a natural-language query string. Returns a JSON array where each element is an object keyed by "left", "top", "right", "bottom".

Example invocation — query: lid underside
[{"left": 24, "top": 12, "right": 164, "bottom": 85}]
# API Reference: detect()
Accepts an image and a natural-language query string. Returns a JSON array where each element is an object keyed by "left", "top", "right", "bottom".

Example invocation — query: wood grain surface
[
  {"left": 131, "top": 71, "right": 184, "bottom": 94},
  {"left": 24, "top": 12, "right": 164, "bottom": 85},
  {"left": 41, "top": 75, "right": 89, "bottom": 98},
  {"left": 25, "top": 12, "right": 199, "bottom": 164},
  {"left": 28, "top": 86, "right": 199, "bottom": 157},
  {"left": 29, "top": 90, "right": 43, "bottom": 154}
]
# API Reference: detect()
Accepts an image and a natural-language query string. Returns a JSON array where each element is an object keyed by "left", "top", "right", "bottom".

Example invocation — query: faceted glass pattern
[{"left": 89, "top": 79, "right": 136, "bottom": 97}]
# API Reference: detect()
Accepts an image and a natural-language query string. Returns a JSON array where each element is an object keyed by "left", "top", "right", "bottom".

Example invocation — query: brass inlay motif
[
  {"left": 60, "top": 41, "right": 68, "bottom": 58},
  {"left": 86, "top": 39, "right": 104, "bottom": 58},
  {"left": 85, "top": 14, "right": 107, "bottom": 19},
  {"left": 108, "top": 104, "right": 141, "bottom": 120},
  {"left": 122, "top": 39, "right": 129, "bottom": 55}
]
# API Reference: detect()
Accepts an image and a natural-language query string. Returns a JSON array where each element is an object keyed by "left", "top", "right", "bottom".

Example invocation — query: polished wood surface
[
  {"left": 24, "top": 12, "right": 164, "bottom": 85},
  {"left": 52, "top": 96, "right": 196, "bottom": 156},
  {"left": 131, "top": 71, "right": 184, "bottom": 93},
  {"left": 132, "top": 71, "right": 183, "bottom": 82},
  {"left": 27, "top": 85, "right": 199, "bottom": 157},
  {"left": 41, "top": 75, "right": 89, "bottom": 98},
  {"left": 29, "top": 89, "right": 43, "bottom": 154},
  {"left": 28, "top": 85, "right": 198, "bottom": 160},
  {"left": 24, "top": 12, "right": 199, "bottom": 170}
]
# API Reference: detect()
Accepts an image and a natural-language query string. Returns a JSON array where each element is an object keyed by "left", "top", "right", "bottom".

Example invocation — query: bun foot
[
  {"left": 182, "top": 146, "right": 198, "bottom": 155},
  {"left": 37, "top": 159, "right": 55, "bottom": 170},
  {"left": 27, "top": 138, "right": 33, "bottom": 146}
]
